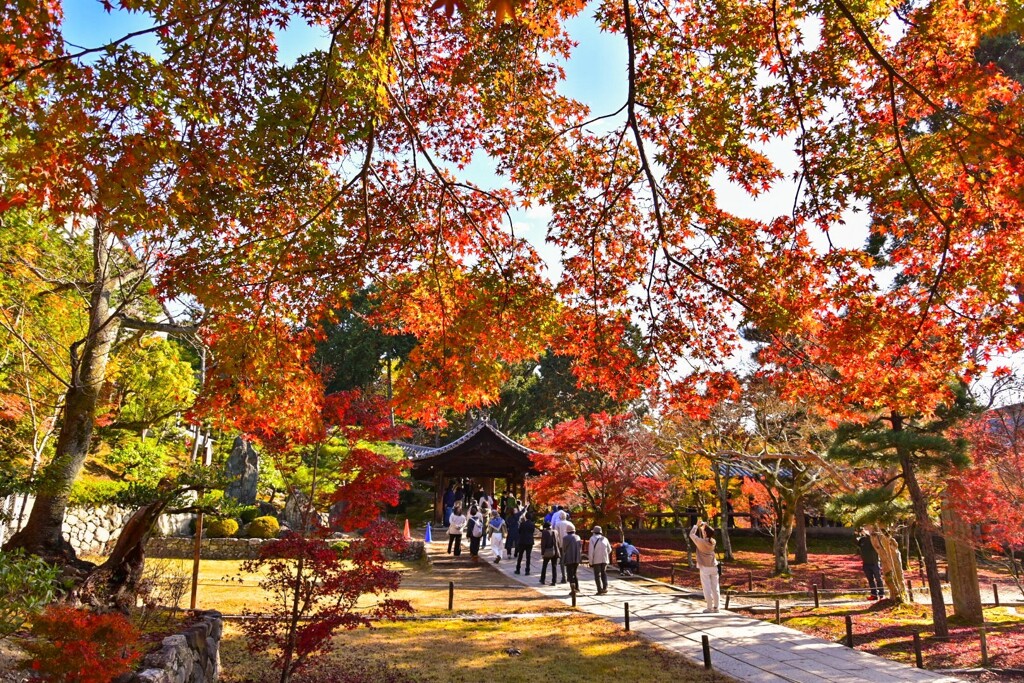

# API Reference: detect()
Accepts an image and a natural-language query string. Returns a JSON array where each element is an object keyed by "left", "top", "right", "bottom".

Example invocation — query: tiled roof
[{"left": 396, "top": 420, "right": 538, "bottom": 462}]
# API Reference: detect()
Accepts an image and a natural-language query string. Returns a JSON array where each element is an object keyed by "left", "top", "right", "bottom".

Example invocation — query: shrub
[
  {"left": 239, "top": 506, "right": 261, "bottom": 524},
  {"left": 68, "top": 479, "right": 127, "bottom": 507},
  {"left": 0, "top": 551, "right": 63, "bottom": 637},
  {"left": 246, "top": 516, "right": 280, "bottom": 539},
  {"left": 23, "top": 605, "right": 142, "bottom": 683},
  {"left": 205, "top": 518, "right": 240, "bottom": 538}
]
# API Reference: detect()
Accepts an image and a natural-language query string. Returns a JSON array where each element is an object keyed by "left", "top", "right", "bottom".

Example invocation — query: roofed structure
[{"left": 398, "top": 420, "right": 539, "bottom": 523}]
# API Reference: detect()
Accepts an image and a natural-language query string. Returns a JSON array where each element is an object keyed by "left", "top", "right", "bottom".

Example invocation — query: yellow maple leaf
[{"left": 486, "top": 0, "right": 516, "bottom": 23}]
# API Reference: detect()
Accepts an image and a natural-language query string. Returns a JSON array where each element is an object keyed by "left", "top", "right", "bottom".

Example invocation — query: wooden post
[
  {"left": 993, "top": 583, "right": 1000, "bottom": 607},
  {"left": 820, "top": 572, "right": 826, "bottom": 590},
  {"left": 724, "top": 593, "right": 731, "bottom": 610},
  {"left": 189, "top": 510, "right": 204, "bottom": 610},
  {"left": 571, "top": 590, "right": 577, "bottom": 607},
  {"left": 907, "top": 578, "right": 913, "bottom": 596},
  {"left": 671, "top": 566, "right": 676, "bottom": 585},
  {"left": 775, "top": 599, "right": 781, "bottom": 624},
  {"left": 625, "top": 602, "right": 630, "bottom": 631},
  {"left": 813, "top": 584, "right": 819, "bottom": 608},
  {"left": 980, "top": 627, "right": 989, "bottom": 667},
  {"left": 448, "top": 581, "right": 454, "bottom": 611},
  {"left": 748, "top": 571, "right": 753, "bottom": 591},
  {"left": 913, "top": 633, "right": 923, "bottom": 669},
  {"left": 844, "top": 615, "right": 853, "bottom": 648},
  {"left": 701, "top": 635, "right": 712, "bottom": 669}
]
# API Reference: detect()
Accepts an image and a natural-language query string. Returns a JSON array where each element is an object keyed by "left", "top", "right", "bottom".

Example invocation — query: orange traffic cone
[{"left": 403, "top": 518, "right": 412, "bottom": 541}]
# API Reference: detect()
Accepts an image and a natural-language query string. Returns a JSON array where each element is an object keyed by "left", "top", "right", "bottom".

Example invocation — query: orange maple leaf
[
  {"left": 430, "top": 0, "right": 465, "bottom": 18},
  {"left": 486, "top": 0, "right": 516, "bottom": 23}
]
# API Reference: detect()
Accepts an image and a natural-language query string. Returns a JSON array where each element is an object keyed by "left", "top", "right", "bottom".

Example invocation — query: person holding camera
[{"left": 689, "top": 519, "right": 720, "bottom": 613}]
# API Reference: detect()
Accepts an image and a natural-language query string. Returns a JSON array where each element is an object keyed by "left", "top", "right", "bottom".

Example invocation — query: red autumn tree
[
  {"left": 4, "top": 0, "right": 1022, "bottom": 632},
  {"left": 528, "top": 412, "right": 667, "bottom": 536},
  {"left": 948, "top": 404, "right": 1024, "bottom": 595}
]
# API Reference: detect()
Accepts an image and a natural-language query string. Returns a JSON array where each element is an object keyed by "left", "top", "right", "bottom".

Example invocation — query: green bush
[
  {"left": 238, "top": 506, "right": 261, "bottom": 524},
  {"left": 0, "top": 550, "right": 63, "bottom": 637},
  {"left": 204, "top": 518, "right": 240, "bottom": 538},
  {"left": 68, "top": 480, "right": 127, "bottom": 507},
  {"left": 246, "top": 516, "right": 280, "bottom": 539}
]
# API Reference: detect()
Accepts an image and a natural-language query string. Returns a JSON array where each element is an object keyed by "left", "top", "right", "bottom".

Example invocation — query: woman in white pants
[
  {"left": 689, "top": 520, "right": 720, "bottom": 613},
  {"left": 487, "top": 510, "right": 507, "bottom": 563}
]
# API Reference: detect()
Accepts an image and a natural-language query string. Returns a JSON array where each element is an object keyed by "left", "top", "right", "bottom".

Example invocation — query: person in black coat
[
  {"left": 504, "top": 507, "right": 521, "bottom": 559},
  {"left": 514, "top": 514, "right": 536, "bottom": 575}
]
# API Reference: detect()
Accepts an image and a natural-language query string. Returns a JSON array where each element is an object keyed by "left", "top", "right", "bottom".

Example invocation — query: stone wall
[
  {"left": 149, "top": 537, "right": 267, "bottom": 560},
  {"left": 120, "top": 611, "right": 222, "bottom": 683},
  {"left": 149, "top": 536, "right": 425, "bottom": 561},
  {"left": 1, "top": 495, "right": 193, "bottom": 555}
]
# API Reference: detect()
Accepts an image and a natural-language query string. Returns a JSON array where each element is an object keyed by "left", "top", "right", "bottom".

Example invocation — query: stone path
[{"left": 427, "top": 539, "right": 963, "bottom": 683}]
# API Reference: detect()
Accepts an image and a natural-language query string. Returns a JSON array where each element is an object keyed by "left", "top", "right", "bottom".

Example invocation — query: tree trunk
[
  {"left": 793, "top": 496, "right": 808, "bottom": 565},
  {"left": 715, "top": 464, "right": 733, "bottom": 561},
  {"left": 894, "top": 414, "right": 949, "bottom": 636},
  {"left": 75, "top": 491, "right": 174, "bottom": 612},
  {"left": 4, "top": 226, "right": 119, "bottom": 567},
  {"left": 941, "top": 494, "right": 983, "bottom": 625},
  {"left": 773, "top": 507, "right": 794, "bottom": 575},
  {"left": 871, "top": 529, "right": 907, "bottom": 604}
]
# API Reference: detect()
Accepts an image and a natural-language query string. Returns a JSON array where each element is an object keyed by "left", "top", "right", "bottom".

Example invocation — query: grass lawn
[{"left": 170, "top": 551, "right": 734, "bottom": 682}]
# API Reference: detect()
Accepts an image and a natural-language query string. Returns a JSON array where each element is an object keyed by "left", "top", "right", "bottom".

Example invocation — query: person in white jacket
[
  {"left": 552, "top": 509, "right": 570, "bottom": 583},
  {"left": 487, "top": 510, "right": 507, "bottom": 563},
  {"left": 448, "top": 506, "right": 467, "bottom": 556},
  {"left": 588, "top": 526, "right": 613, "bottom": 595},
  {"left": 689, "top": 519, "right": 720, "bottom": 612}
]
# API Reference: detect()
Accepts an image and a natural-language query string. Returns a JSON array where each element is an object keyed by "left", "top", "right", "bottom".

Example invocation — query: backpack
[
  {"left": 615, "top": 544, "right": 628, "bottom": 563},
  {"left": 471, "top": 517, "right": 484, "bottom": 538}
]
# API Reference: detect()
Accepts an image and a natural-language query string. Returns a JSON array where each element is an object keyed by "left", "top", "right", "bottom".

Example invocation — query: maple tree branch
[
  {"left": 0, "top": 307, "right": 71, "bottom": 389},
  {"left": 885, "top": 73, "right": 954, "bottom": 354},
  {"left": 770, "top": 0, "right": 833, "bottom": 245},
  {"left": 830, "top": 0, "right": 1018, "bottom": 151},
  {"left": 118, "top": 316, "right": 199, "bottom": 337}
]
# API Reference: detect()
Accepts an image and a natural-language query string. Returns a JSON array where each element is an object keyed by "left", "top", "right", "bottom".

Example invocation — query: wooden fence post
[
  {"left": 448, "top": 581, "right": 454, "bottom": 611},
  {"left": 813, "top": 584, "right": 819, "bottom": 608},
  {"left": 625, "top": 602, "right": 630, "bottom": 631},
  {"left": 701, "top": 635, "right": 712, "bottom": 669},
  {"left": 912, "top": 633, "right": 923, "bottom": 669},
  {"left": 980, "top": 627, "right": 989, "bottom": 667},
  {"left": 845, "top": 615, "right": 853, "bottom": 648}
]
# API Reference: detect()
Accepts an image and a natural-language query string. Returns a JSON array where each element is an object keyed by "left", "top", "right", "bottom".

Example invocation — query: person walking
[
  {"left": 856, "top": 528, "right": 884, "bottom": 600},
  {"left": 539, "top": 521, "right": 559, "bottom": 585},
  {"left": 515, "top": 513, "right": 536, "bottom": 575},
  {"left": 487, "top": 510, "right": 507, "bottom": 563},
  {"left": 552, "top": 509, "right": 570, "bottom": 583},
  {"left": 504, "top": 506, "right": 521, "bottom": 560},
  {"left": 588, "top": 526, "right": 613, "bottom": 595},
  {"left": 689, "top": 519, "right": 720, "bottom": 612},
  {"left": 561, "top": 523, "right": 582, "bottom": 593},
  {"left": 447, "top": 505, "right": 466, "bottom": 556},
  {"left": 467, "top": 505, "right": 484, "bottom": 561},
  {"left": 443, "top": 483, "right": 457, "bottom": 527}
]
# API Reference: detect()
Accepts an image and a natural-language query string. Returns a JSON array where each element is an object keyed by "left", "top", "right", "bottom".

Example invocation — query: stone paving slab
[{"left": 449, "top": 543, "right": 964, "bottom": 683}]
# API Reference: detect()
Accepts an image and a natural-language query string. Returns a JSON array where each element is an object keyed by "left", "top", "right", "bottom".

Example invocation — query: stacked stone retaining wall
[
  {"left": 118, "top": 611, "right": 222, "bottom": 683},
  {"left": 148, "top": 536, "right": 425, "bottom": 561},
  {"left": 1, "top": 495, "right": 193, "bottom": 555}
]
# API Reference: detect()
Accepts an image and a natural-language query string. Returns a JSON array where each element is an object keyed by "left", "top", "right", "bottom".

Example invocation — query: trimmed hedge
[
  {"left": 245, "top": 516, "right": 280, "bottom": 539},
  {"left": 204, "top": 518, "right": 239, "bottom": 538}
]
